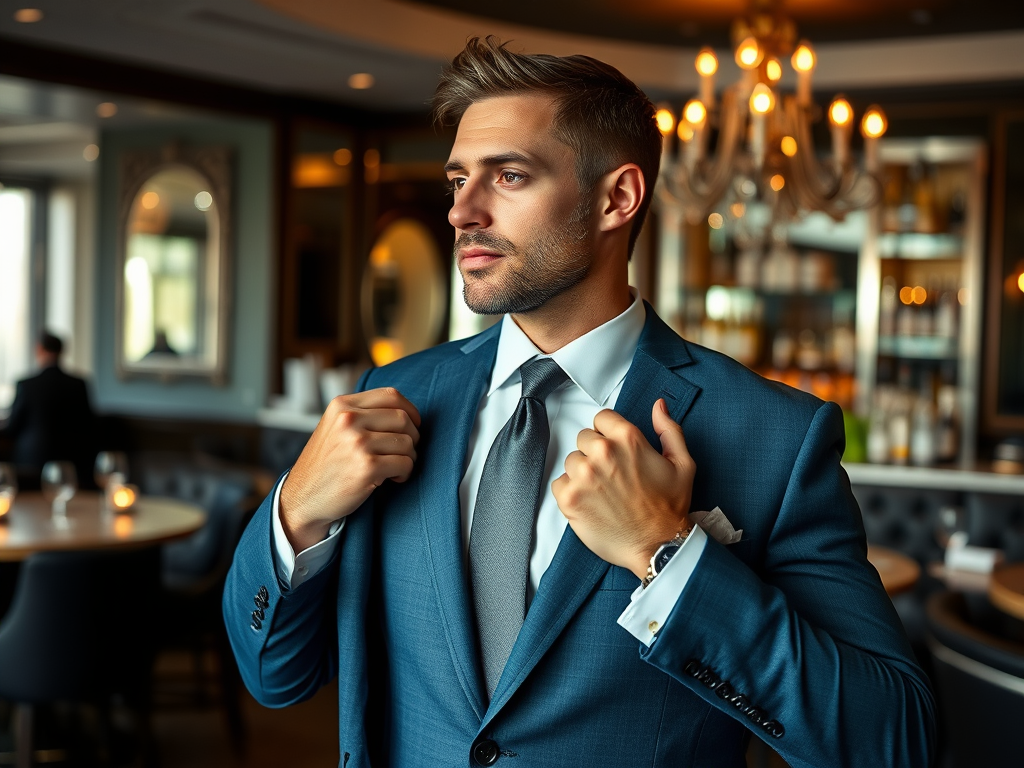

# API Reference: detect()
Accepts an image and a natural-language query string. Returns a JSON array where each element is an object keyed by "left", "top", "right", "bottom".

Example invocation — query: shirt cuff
[
  {"left": 271, "top": 471, "right": 345, "bottom": 590},
  {"left": 616, "top": 523, "right": 707, "bottom": 647}
]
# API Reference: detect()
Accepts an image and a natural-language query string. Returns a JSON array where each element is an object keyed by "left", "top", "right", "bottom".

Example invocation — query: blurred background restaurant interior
[{"left": 1, "top": 0, "right": 1023, "bottom": 766}]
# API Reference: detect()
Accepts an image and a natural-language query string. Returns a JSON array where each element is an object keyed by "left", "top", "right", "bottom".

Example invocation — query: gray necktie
[{"left": 470, "top": 357, "right": 569, "bottom": 698}]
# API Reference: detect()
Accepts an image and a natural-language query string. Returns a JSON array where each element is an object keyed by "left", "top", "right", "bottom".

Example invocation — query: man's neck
[{"left": 509, "top": 279, "right": 633, "bottom": 354}]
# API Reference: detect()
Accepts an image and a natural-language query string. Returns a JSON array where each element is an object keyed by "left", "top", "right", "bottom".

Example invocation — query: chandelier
[{"left": 655, "top": 0, "right": 889, "bottom": 227}]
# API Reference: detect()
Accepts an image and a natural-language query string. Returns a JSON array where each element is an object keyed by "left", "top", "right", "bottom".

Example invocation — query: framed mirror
[
  {"left": 116, "top": 144, "right": 233, "bottom": 384},
  {"left": 361, "top": 216, "right": 447, "bottom": 366}
]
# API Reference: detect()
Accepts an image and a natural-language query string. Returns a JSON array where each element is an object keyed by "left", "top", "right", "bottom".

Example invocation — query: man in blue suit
[{"left": 225, "top": 37, "right": 934, "bottom": 767}]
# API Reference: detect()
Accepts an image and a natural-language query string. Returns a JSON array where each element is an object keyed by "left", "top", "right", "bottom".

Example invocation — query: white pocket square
[{"left": 689, "top": 506, "right": 743, "bottom": 545}]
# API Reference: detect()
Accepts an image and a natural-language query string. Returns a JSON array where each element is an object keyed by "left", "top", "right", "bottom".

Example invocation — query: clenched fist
[
  {"left": 552, "top": 398, "right": 696, "bottom": 579},
  {"left": 280, "top": 387, "right": 421, "bottom": 551}
]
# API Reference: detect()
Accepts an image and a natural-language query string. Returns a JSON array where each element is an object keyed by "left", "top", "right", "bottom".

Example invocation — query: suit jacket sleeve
[
  {"left": 640, "top": 401, "right": 935, "bottom": 768},
  {"left": 222, "top": 367, "right": 376, "bottom": 708},
  {"left": 3, "top": 380, "right": 28, "bottom": 438}
]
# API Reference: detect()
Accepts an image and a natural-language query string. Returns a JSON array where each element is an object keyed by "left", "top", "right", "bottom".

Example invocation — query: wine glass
[
  {"left": 0, "top": 462, "right": 16, "bottom": 520},
  {"left": 41, "top": 461, "right": 77, "bottom": 520},
  {"left": 95, "top": 451, "right": 129, "bottom": 491}
]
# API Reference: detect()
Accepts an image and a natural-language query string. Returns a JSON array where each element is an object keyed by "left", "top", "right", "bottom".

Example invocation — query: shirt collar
[{"left": 487, "top": 288, "right": 646, "bottom": 407}]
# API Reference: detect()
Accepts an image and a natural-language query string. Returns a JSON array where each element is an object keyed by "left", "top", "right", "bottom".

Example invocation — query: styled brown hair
[{"left": 433, "top": 36, "right": 661, "bottom": 255}]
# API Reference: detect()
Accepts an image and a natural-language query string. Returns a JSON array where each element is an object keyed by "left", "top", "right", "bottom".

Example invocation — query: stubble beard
[{"left": 455, "top": 198, "right": 593, "bottom": 316}]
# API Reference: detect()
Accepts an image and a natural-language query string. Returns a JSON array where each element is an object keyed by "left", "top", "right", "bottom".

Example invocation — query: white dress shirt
[{"left": 272, "top": 290, "right": 707, "bottom": 647}]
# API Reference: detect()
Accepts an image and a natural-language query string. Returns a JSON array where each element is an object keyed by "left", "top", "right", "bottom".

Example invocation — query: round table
[
  {"left": 867, "top": 545, "right": 921, "bottom": 596},
  {"left": 0, "top": 491, "right": 205, "bottom": 561},
  {"left": 988, "top": 563, "right": 1024, "bottom": 621}
]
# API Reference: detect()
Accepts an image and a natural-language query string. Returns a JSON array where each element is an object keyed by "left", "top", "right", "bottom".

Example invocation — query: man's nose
[{"left": 448, "top": 180, "right": 491, "bottom": 231}]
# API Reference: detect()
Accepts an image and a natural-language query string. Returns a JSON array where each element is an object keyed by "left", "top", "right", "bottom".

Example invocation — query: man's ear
[{"left": 596, "top": 164, "right": 645, "bottom": 234}]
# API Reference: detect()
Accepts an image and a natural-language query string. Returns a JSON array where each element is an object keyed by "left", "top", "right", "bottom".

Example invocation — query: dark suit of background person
[
  {"left": 1, "top": 333, "right": 97, "bottom": 488},
  {"left": 223, "top": 305, "right": 934, "bottom": 768}
]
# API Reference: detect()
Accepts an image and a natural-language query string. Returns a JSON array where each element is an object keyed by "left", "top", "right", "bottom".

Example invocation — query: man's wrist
[{"left": 640, "top": 522, "right": 692, "bottom": 588}]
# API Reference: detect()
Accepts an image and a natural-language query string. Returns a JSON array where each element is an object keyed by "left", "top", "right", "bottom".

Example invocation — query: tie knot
[{"left": 519, "top": 358, "right": 569, "bottom": 401}]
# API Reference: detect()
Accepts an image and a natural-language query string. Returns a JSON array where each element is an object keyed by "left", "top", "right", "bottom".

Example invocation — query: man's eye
[
  {"left": 446, "top": 178, "right": 465, "bottom": 194},
  {"left": 500, "top": 171, "right": 524, "bottom": 184}
]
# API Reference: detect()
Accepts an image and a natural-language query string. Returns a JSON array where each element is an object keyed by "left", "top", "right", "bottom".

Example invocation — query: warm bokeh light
[
  {"left": 765, "top": 58, "right": 782, "bottom": 83},
  {"left": 780, "top": 136, "right": 798, "bottom": 157},
  {"left": 83, "top": 144, "right": 99, "bottom": 162},
  {"left": 348, "top": 73, "right": 375, "bottom": 90},
  {"left": 0, "top": 496, "right": 9, "bottom": 518},
  {"left": 364, "top": 148, "right": 380, "bottom": 168},
  {"left": 655, "top": 108, "right": 676, "bottom": 135},
  {"left": 140, "top": 192, "right": 160, "bottom": 210},
  {"left": 683, "top": 99, "right": 707, "bottom": 125},
  {"left": 860, "top": 106, "right": 888, "bottom": 138},
  {"left": 708, "top": 212, "right": 724, "bottom": 229},
  {"left": 293, "top": 154, "right": 348, "bottom": 187},
  {"left": 96, "top": 102, "right": 118, "bottom": 118},
  {"left": 677, "top": 122, "right": 694, "bottom": 142},
  {"left": 912, "top": 285, "right": 927, "bottom": 305},
  {"left": 958, "top": 287, "right": 966, "bottom": 305},
  {"left": 828, "top": 97, "right": 853, "bottom": 127},
  {"left": 735, "top": 36, "right": 762, "bottom": 70},
  {"left": 114, "top": 515, "right": 134, "bottom": 537},
  {"left": 333, "top": 148, "right": 352, "bottom": 166},
  {"left": 112, "top": 485, "right": 136, "bottom": 510},
  {"left": 769, "top": 174, "right": 786, "bottom": 191},
  {"left": 749, "top": 83, "right": 775, "bottom": 115},
  {"left": 899, "top": 286, "right": 914, "bottom": 305},
  {"left": 730, "top": 202, "right": 746, "bottom": 218},
  {"left": 371, "top": 338, "right": 403, "bottom": 366},
  {"left": 13, "top": 8, "right": 43, "bottom": 22},
  {"left": 696, "top": 48, "right": 719, "bottom": 77},
  {"left": 1019, "top": 272, "right": 1024, "bottom": 294},
  {"left": 791, "top": 42, "right": 816, "bottom": 72}
]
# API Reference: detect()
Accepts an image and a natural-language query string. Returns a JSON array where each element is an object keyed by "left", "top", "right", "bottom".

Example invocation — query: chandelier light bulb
[
  {"left": 770, "top": 174, "right": 786, "bottom": 191},
  {"left": 860, "top": 106, "right": 888, "bottom": 138},
  {"left": 655, "top": 108, "right": 676, "bottom": 135},
  {"left": 828, "top": 97, "right": 853, "bottom": 128},
  {"left": 683, "top": 99, "right": 707, "bottom": 126},
  {"left": 735, "top": 37, "right": 763, "bottom": 70},
  {"left": 749, "top": 83, "right": 775, "bottom": 115},
  {"left": 780, "top": 136, "right": 798, "bottom": 157},
  {"left": 695, "top": 48, "right": 719, "bottom": 77},
  {"left": 765, "top": 58, "right": 783, "bottom": 83},
  {"left": 791, "top": 42, "right": 816, "bottom": 73},
  {"left": 678, "top": 122, "right": 695, "bottom": 142}
]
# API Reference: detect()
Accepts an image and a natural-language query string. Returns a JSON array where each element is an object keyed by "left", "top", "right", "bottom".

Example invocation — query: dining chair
[
  {"left": 0, "top": 548, "right": 160, "bottom": 767},
  {"left": 925, "top": 590, "right": 1024, "bottom": 768}
]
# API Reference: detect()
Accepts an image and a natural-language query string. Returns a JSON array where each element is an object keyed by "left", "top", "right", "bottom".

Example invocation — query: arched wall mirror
[
  {"left": 361, "top": 217, "right": 447, "bottom": 366},
  {"left": 116, "top": 145, "right": 232, "bottom": 383}
]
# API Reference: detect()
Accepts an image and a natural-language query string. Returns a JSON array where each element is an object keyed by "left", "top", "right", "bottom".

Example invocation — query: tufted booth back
[
  {"left": 852, "top": 484, "right": 953, "bottom": 565},
  {"left": 965, "top": 493, "right": 1024, "bottom": 564},
  {"left": 133, "top": 453, "right": 255, "bottom": 592}
]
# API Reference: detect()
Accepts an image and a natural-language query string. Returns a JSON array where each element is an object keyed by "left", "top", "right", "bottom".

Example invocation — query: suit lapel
[
  {"left": 483, "top": 304, "right": 703, "bottom": 721},
  {"left": 418, "top": 327, "right": 499, "bottom": 720}
]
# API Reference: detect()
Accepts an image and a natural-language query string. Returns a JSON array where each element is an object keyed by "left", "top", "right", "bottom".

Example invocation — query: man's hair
[
  {"left": 433, "top": 36, "right": 661, "bottom": 255},
  {"left": 39, "top": 331, "right": 63, "bottom": 356}
]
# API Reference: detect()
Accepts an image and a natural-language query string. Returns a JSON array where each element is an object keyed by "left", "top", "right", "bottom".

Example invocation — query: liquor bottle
[
  {"left": 879, "top": 276, "right": 898, "bottom": 338},
  {"left": 866, "top": 388, "right": 891, "bottom": 464},
  {"left": 936, "top": 367, "right": 959, "bottom": 463},
  {"left": 934, "top": 277, "right": 959, "bottom": 339},
  {"left": 909, "top": 377, "right": 937, "bottom": 467}
]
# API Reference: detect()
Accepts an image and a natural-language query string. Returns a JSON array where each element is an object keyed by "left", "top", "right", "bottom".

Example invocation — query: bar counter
[{"left": 844, "top": 462, "right": 1024, "bottom": 495}]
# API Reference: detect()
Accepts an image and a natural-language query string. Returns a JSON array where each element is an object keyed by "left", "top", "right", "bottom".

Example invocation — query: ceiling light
[
  {"left": 13, "top": 8, "right": 43, "bottom": 23},
  {"left": 96, "top": 102, "right": 118, "bottom": 118},
  {"left": 348, "top": 73, "right": 374, "bottom": 90}
]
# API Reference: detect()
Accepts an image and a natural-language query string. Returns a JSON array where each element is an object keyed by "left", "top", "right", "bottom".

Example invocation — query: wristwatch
[{"left": 641, "top": 526, "right": 691, "bottom": 589}]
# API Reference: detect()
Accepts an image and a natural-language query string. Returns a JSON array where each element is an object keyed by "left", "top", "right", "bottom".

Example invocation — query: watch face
[{"left": 654, "top": 544, "right": 681, "bottom": 574}]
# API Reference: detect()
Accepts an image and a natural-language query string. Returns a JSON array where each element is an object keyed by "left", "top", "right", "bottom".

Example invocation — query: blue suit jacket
[{"left": 224, "top": 305, "right": 934, "bottom": 768}]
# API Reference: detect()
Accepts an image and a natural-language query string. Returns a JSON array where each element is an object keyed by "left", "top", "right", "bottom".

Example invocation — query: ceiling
[{"left": 0, "top": 0, "right": 1022, "bottom": 114}]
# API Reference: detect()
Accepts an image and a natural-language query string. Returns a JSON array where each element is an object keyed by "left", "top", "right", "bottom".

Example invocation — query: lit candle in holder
[
  {"left": 655, "top": 106, "right": 676, "bottom": 157},
  {"left": 791, "top": 42, "right": 816, "bottom": 108},
  {"left": 682, "top": 98, "right": 707, "bottom": 169},
  {"left": 695, "top": 48, "right": 718, "bottom": 110},
  {"left": 860, "top": 105, "right": 888, "bottom": 172},
  {"left": 828, "top": 96, "right": 853, "bottom": 169},
  {"left": 106, "top": 474, "right": 139, "bottom": 513},
  {"left": 748, "top": 84, "right": 775, "bottom": 170}
]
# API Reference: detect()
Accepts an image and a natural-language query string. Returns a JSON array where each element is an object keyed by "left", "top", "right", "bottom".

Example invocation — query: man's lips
[{"left": 458, "top": 248, "right": 505, "bottom": 269}]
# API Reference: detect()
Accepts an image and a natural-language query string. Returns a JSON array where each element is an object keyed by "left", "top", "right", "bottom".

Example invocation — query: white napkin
[{"left": 689, "top": 506, "right": 743, "bottom": 545}]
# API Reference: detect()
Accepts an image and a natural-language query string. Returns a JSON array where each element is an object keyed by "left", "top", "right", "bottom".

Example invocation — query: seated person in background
[{"left": 1, "top": 331, "right": 97, "bottom": 487}]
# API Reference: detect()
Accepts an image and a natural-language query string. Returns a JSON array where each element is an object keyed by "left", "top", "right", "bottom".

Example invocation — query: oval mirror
[
  {"left": 361, "top": 218, "right": 446, "bottom": 366},
  {"left": 116, "top": 146, "right": 232, "bottom": 383}
]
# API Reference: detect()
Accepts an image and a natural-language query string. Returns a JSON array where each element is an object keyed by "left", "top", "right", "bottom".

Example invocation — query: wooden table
[
  {"left": 868, "top": 545, "right": 922, "bottom": 596},
  {"left": 988, "top": 563, "right": 1024, "bottom": 621},
  {"left": 0, "top": 491, "right": 205, "bottom": 561}
]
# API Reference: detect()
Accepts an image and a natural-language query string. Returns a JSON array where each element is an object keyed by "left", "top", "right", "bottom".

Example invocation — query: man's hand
[
  {"left": 552, "top": 399, "right": 695, "bottom": 579},
  {"left": 280, "top": 388, "right": 421, "bottom": 552}
]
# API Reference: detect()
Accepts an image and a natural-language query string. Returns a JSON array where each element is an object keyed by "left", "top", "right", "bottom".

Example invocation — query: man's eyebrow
[{"left": 444, "top": 151, "right": 533, "bottom": 174}]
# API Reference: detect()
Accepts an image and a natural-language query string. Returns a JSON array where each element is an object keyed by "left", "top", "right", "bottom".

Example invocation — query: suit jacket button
[
  {"left": 765, "top": 720, "right": 785, "bottom": 738},
  {"left": 472, "top": 738, "right": 500, "bottom": 766},
  {"left": 715, "top": 682, "right": 734, "bottom": 700},
  {"left": 258, "top": 585, "right": 269, "bottom": 601},
  {"left": 683, "top": 660, "right": 701, "bottom": 677}
]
